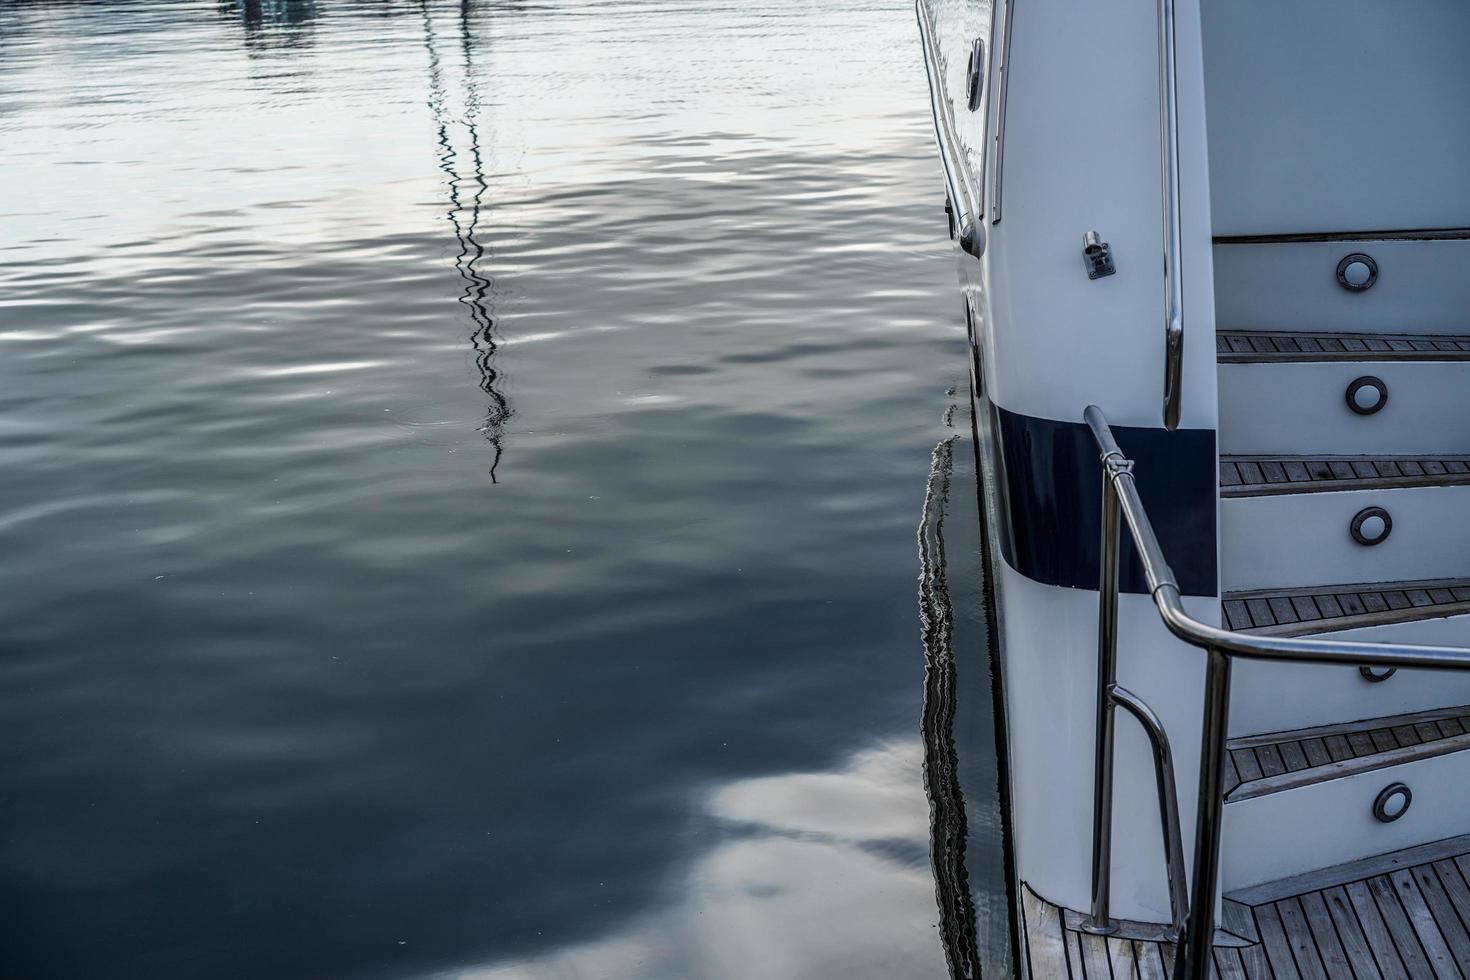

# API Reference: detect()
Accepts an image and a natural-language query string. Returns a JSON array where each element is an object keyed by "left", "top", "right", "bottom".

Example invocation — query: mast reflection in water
[{"left": 422, "top": 1, "right": 512, "bottom": 481}]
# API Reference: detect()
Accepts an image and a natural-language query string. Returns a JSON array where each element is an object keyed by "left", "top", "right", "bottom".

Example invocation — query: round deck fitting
[
  {"left": 1337, "top": 253, "right": 1378, "bottom": 291},
  {"left": 1360, "top": 666, "right": 1398, "bottom": 683},
  {"left": 1346, "top": 376, "right": 1388, "bottom": 415},
  {"left": 1351, "top": 506, "right": 1393, "bottom": 546},
  {"left": 1373, "top": 782, "right": 1412, "bottom": 823}
]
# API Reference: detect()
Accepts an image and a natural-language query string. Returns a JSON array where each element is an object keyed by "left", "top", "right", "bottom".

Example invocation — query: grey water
[{"left": 0, "top": 2, "right": 1006, "bottom": 977}]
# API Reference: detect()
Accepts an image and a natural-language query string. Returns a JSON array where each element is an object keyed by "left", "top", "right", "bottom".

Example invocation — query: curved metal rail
[
  {"left": 1083, "top": 404, "right": 1470, "bottom": 980},
  {"left": 915, "top": 0, "right": 982, "bottom": 258},
  {"left": 1156, "top": 0, "right": 1185, "bottom": 430}
]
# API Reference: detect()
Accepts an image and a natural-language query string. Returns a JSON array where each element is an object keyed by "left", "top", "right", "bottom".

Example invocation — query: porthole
[
  {"left": 1337, "top": 253, "right": 1378, "bottom": 292},
  {"left": 1359, "top": 666, "right": 1397, "bottom": 683},
  {"left": 1373, "top": 782, "right": 1412, "bottom": 823},
  {"left": 1350, "top": 507, "right": 1393, "bottom": 546},
  {"left": 1346, "top": 376, "right": 1388, "bottom": 416},
  {"left": 966, "top": 38, "right": 986, "bottom": 112}
]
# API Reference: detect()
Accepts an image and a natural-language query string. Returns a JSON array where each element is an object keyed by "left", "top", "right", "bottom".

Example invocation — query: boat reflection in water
[{"left": 217, "top": 0, "right": 318, "bottom": 51}]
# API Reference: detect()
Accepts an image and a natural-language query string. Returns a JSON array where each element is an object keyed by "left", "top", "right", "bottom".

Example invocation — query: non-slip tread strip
[
  {"left": 1225, "top": 705, "right": 1470, "bottom": 801},
  {"left": 1222, "top": 455, "right": 1470, "bottom": 496},
  {"left": 1224, "top": 576, "right": 1470, "bottom": 635},
  {"left": 1218, "top": 329, "right": 1470, "bottom": 362}
]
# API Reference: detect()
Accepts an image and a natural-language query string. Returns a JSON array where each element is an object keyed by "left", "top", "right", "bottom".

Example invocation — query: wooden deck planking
[
  {"left": 1136, "top": 939, "right": 1168, "bottom": 980},
  {"left": 1022, "top": 881, "right": 1071, "bottom": 980},
  {"left": 1065, "top": 926, "right": 1087, "bottom": 979},
  {"left": 1279, "top": 896, "right": 1332, "bottom": 980},
  {"left": 1022, "top": 837, "right": 1470, "bottom": 980},
  {"left": 1234, "top": 749, "right": 1265, "bottom": 783},
  {"left": 1080, "top": 929, "right": 1115, "bottom": 980},
  {"left": 1280, "top": 741, "right": 1311, "bottom": 773},
  {"left": 1299, "top": 891, "right": 1355, "bottom": 979},
  {"left": 1302, "top": 738, "right": 1332, "bottom": 768},
  {"left": 1321, "top": 885, "right": 1389, "bottom": 980},
  {"left": 1383, "top": 871, "right": 1463, "bottom": 980},
  {"left": 1346, "top": 880, "right": 1418, "bottom": 980},
  {"left": 1218, "top": 331, "right": 1470, "bottom": 364},
  {"left": 1216, "top": 946, "right": 1249, "bottom": 980},
  {"left": 1257, "top": 744, "right": 1288, "bottom": 777},
  {"left": 1224, "top": 577, "right": 1470, "bottom": 637},
  {"left": 1110, "top": 934, "right": 1140, "bottom": 980},
  {"left": 1431, "top": 862, "right": 1470, "bottom": 947},
  {"left": 1238, "top": 941, "right": 1273, "bottom": 980},
  {"left": 1225, "top": 706, "right": 1470, "bottom": 801},
  {"left": 1363, "top": 877, "right": 1438, "bottom": 980},
  {"left": 1222, "top": 455, "right": 1470, "bottom": 497},
  {"left": 1408, "top": 866, "right": 1470, "bottom": 972},
  {"left": 1256, "top": 901, "right": 1304, "bottom": 980}
]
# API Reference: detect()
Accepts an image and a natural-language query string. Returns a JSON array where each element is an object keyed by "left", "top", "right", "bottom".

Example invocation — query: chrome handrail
[
  {"left": 1109, "top": 684, "right": 1188, "bottom": 937},
  {"left": 1083, "top": 404, "right": 1470, "bottom": 980},
  {"left": 915, "top": 0, "right": 982, "bottom": 258},
  {"left": 1156, "top": 0, "right": 1185, "bottom": 430},
  {"left": 1083, "top": 444, "right": 1188, "bottom": 939}
]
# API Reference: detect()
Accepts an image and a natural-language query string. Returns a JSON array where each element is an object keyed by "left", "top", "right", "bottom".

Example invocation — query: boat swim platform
[{"left": 1021, "top": 833, "right": 1470, "bottom": 979}]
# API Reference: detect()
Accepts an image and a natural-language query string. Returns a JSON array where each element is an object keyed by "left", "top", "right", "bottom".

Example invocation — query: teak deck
[
  {"left": 1224, "top": 578, "right": 1470, "bottom": 636},
  {"left": 1022, "top": 835, "right": 1470, "bottom": 980},
  {"left": 1221, "top": 457, "right": 1470, "bottom": 497},
  {"left": 1224, "top": 705, "right": 1470, "bottom": 801},
  {"left": 1217, "top": 331, "right": 1470, "bottom": 363}
]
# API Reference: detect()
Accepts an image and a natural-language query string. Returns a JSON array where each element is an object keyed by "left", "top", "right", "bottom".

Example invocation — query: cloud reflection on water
[{"left": 461, "top": 740, "right": 941, "bottom": 980}]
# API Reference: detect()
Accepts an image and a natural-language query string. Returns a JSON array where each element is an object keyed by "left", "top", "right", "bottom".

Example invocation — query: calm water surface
[{"left": 0, "top": 2, "right": 1005, "bottom": 977}]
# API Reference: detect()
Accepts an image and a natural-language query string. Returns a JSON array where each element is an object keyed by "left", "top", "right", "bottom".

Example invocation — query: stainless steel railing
[
  {"left": 914, "top": 0, "right": 983, "bottom": 259},
  {"left": 1156, "top": 0, "right": 1185, "bottom": 430},
  {"left": 1082, "top": 443, "right": 1188, "bottom": 940},
  {"left": 1083, "top": 405, "right": 1470, "bottom": 980}
]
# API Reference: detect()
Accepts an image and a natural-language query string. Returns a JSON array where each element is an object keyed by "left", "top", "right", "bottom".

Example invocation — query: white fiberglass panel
[
  {"left": 977, "top": 0, "right": 1217, "bottom": 431},
  {"left": 1230, "top": 614, "right": 1470, "bottom": 737},
  {"left": 1214, "top": 241, "right": 1470, "bottom": 335},
  {"left": 1221, "top": 746, "right": 1470, "bottom": 893},
  {"left": 1202, "top": 0, "right": 1470, "bottom": 236},
  {"left": 996, "top": 563, "right": 1212, "bottom": 924},
  {"left": 1221, "top": 486, "right": 1470, "bottom": 593},
  {"left": 1218, "top": 363, "right": 1470, "bottom": 456}
]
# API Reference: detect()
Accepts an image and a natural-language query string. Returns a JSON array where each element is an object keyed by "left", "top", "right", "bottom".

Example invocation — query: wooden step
[
  {"left": 1222, "top": 455, "right": 1470, "bottom": 496},
  {"left": 1225, "top": 705, "right": 1470, "bottom": 801},
  {"left": 1218, "top": 329, "right": 1470, "bottom": 363},
  {"left": 1227, "top": 834, "right": 1470, "bottom": 978},
  {"left": 1023, "top": 834, "right": 1470, "bottom": 980},
  {"left": 1224, "top": 577, "right": 1470, "bottom": 635}
]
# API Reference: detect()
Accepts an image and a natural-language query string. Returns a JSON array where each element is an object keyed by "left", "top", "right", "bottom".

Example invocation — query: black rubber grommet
[
  {"left": 1359, "top": 666, "right": 1397, "bottom": 683},
  {"left": 1373, "top": 782, "right": 1412, "bottom": 823},
  {"left": 1350, "top": 506, "right": 1393, "bottom": 546},
  {"left": 1337, "top": 252, "right": 1378, "bottom": 291},
  {"left": 1346, "top": 376, "right": 1388, "bottom": 415}
]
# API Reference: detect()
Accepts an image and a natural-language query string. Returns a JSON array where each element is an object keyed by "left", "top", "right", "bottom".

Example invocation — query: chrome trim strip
[
  {"left": 1158, "top": 0, "right": 1184, "bottom": 430},
  {"left": 911, "top": 0, "right": 981, "bottom": 238},
  {"left": 988, "top": 0, "right": 1013, "bottom": 225},
  {"left": 915, "top": 2, "right": 966, "bottom": 227}
]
